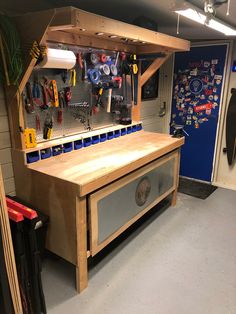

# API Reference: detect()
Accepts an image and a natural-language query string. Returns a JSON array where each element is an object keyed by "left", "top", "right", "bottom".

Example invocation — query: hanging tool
[
  {"left": 43, "top": 113, "right": 53, "bottom": 140},
  {"left": 106, "top": 77, "right": 122, "bottom": 113},
  {"left": 50, "top": 80, "right": 59, "bottom": 107},
  {"left": 115, "top": 51, "right": 120, "bottom": 67},
  {"left": 77, "top": 51, "right": 84, "bottom": 69},
  {"left": 30, "top": 40, "right": 47, "bottom": 65},
  {"left": 107, "top": 89, "right": 112, "bottom": 113},
  {"left": 57, "top": 110, "right": 63, "bottom": 125},
  {"left": 32, "top": 78, "right": 41, "bottom": 107},
  {"left": 69, "top": 69, "right": 76, "bottom": 87},
  {"left": 96, "top": 86, "right": 104, "bottom": 109},
  {"left": 64, "top": 87, "right": 72, "bottom": 105},
  {"left": 83, "top": 59, "right": 88, "bottom": 81},
  {"left": 25, "top": 82, "right": 35, "bottom": 114},
  {"left": 61, "top": 70, "right": 68, "bottom": 83},
  {"left": 110, "top": 64, "right": 118, "bottom": 76},
  {"left": 129, "top": 54, "right": 139, "bottom": 105},
  {"left": 57, "top": 91, "right": 65, "bottom": 125},
  {"left": 40, "top": 77, "right": 53, "bottom": 109},
  {"left": 35, "top": 114, "right": 41, "bottom": 131},
  {"left": 50, "top": 79, "right": 59, "bottom": 107},
  {"left": 40, "top": 81, "right": 50, "bottom": 110}
]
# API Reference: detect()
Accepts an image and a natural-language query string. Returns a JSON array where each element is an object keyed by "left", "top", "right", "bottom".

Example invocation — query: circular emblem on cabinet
[{"left": 135, "top": 177, "right": 151, "bottom": 207}]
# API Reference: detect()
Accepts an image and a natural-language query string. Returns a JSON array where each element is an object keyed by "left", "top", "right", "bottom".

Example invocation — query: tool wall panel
[
  {"left": 24, "top": 44, "right": 132, "bottom": 143},
  {"left": 89, "top": 151, "right": 178, "bottom": 256}
]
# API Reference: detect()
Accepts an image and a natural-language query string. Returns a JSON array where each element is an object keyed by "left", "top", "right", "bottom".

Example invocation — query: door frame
[{"left": 171, "top": 41, "right": 231, "bottom": 182}]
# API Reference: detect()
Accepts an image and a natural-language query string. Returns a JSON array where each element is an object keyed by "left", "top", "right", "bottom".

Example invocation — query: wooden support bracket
[{"left": 140, "top": 53, "right": 171, "bottom": 87}]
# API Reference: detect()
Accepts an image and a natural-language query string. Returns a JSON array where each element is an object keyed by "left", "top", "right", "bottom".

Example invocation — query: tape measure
[{"left": 24, "top": 128, "right": 37, "bottom": 148}]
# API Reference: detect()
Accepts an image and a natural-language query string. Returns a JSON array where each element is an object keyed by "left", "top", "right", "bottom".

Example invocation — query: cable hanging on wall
[{"left": 0, "top": 14, "right": 23, "bottom": 86}]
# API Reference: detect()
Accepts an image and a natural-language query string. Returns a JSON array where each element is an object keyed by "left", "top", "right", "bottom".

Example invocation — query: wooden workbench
[
  {"left": 12, "top": 131, "right": 184, "bottom": 292},
  {"left": 3, "top": 6, "right": 189, "bottom": 294}
]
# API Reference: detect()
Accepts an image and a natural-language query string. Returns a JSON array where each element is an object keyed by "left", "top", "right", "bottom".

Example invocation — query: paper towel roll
[{"left": 39, "top": 48, "right": 76, "bottom": 69}]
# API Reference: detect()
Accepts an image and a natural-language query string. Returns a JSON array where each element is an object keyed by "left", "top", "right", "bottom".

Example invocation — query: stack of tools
[
  {"left": 0, "top": 166, "right": 22, "bottom": 314},
  {"left": 6, "top": 197, "right": 49, "bottom": 314}
]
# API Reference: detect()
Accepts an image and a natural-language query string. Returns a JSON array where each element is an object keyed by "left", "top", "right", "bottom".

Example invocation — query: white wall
[
  {"left": 214, "top": 41, "right": 236, "bottom": 190},
  {"left": 141, "top": 55, "right": 173, "bottom": 134},
  {"left": 0, "top": 85, "right": 15, "bottom": 195}
]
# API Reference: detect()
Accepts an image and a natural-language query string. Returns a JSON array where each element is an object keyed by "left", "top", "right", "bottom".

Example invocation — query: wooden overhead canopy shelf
[
  {"left": 14, "top": 6, "right": 190, "bottom": 92},
  {"left": 6, "top": 6, "right": 190, "bottom": 151},
  {"left": 46, "top": 7, "right": 190, "bottom": 53}
]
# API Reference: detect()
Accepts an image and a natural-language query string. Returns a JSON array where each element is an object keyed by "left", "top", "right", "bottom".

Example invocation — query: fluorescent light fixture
[
  {"left": 175, "top": 8, "right": 206, "bottom": 25},
  {"left": 175, "top": 6, "right": 236, "bottom": 36}
]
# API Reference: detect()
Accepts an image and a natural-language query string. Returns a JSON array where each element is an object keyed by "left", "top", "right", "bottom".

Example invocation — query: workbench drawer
[{"left": 89, "top": 150, "right": 179, "bottom": 256}]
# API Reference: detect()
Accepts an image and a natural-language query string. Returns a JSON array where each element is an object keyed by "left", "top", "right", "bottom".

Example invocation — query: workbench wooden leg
[
  {"left": 76, "top": 196, "right": 88, "bottom": 293},
  {"left": 172, "top": 149, "right": 180, "bottom": 207},
  {"left": 171, "top": 188, "right": 178, "bottom": 206}
]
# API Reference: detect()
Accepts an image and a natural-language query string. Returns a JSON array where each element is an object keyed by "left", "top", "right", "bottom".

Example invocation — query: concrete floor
[{"left": 42, "top": 188, "right": 236, "bottom": 314}]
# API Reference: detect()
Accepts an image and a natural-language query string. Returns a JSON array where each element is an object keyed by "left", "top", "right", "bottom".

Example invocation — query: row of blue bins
[{"left": 26, "top": 124, "right": 142, "bottom": 164}]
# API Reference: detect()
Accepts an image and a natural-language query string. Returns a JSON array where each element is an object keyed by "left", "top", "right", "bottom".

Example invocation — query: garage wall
[
  {"left": 0, "top": 85, "right": 15, "bottom": 195},
  {"left": 213, "top": 41, "right": 236, "bottom": 190},
  {"left": 141, "top": 55, "right": 174, "bottom": 134}
]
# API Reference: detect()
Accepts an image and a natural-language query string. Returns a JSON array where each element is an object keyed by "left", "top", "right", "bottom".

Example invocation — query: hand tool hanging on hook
[{"left": 25, "top": 82, "right": 35, "bottom": 114}]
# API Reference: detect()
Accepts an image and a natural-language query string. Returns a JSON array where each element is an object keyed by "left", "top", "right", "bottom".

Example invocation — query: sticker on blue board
[
  {"left": 189, "top": 78, "right": 203, "bottom": 94},
  {"left": 214, "top": 75, "right": 222, "bottom": 81},
  {"left": 204, "top": 61, "right": 210, "bottom": 68}
]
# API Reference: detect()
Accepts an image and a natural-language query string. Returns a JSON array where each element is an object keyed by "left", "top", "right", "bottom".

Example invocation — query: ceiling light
[
  {"left": 175, "top": 4, "right": 236, "bottom": 36},
  {"left": 175, "top": 8, "right": 206, "bottom": 25}
]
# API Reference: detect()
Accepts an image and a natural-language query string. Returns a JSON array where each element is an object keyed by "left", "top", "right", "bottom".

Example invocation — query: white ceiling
[{"left": 1, "top": 0, "right": 236, "bottom": 41}]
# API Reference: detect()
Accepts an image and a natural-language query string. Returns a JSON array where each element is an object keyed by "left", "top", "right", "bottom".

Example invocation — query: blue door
[{"left": 170, "top": 44, "right": 228, "bottom": 182}]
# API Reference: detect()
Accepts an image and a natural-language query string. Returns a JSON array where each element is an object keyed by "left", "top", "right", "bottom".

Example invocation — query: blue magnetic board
[{"left": 170, "top": 44, "right": 228, "bottom": 182}]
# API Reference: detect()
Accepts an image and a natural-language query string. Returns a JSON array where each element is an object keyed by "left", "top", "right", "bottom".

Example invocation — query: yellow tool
[
  {"left": 132, "top": 54, "right": 138, "bottom": 74},
  {"left": 69, "top": 69, "right": 76, "bottom": 87},
  {"left": 23, "top": 128, "right": 37, "bottom": 148},
  {"left": 50, "top": 80, "right": 59, "bottom": 107},
  {"left": 30, "top": 41, "right": 47, "bottom": 62}
]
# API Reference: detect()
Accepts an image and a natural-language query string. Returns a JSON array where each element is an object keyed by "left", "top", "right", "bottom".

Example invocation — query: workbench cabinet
[{"left": 89, "top": 151, "right": 178, "bottom": 256}]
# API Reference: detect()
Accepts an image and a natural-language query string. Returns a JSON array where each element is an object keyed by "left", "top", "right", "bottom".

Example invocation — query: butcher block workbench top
[{"left": 28, "top": 131, "right": 184, "bottom": 196}]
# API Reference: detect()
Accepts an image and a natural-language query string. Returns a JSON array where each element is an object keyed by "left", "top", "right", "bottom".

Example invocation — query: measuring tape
[{"left": 24, "top": 128, "right": 37, "bottom": 148}]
